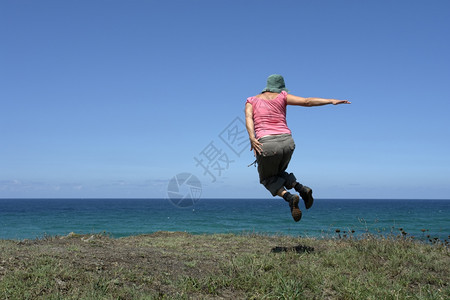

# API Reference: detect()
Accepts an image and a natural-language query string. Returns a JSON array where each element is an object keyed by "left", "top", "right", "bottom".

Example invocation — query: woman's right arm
[{"left": 245, "top": 103, "right": 262, "bottom": 155}]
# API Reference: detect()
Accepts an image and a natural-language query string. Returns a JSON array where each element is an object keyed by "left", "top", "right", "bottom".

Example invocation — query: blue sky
[{"left": 1, "top": 0, "right": 449, "bottom": 199}]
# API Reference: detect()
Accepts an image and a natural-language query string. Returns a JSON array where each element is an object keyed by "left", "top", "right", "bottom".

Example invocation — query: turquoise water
[{"left": 0, "top": 198, "right": 448, "bottom": 241}]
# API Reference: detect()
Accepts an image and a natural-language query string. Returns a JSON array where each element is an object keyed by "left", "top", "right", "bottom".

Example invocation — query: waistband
[{"left": 258, "top": 133, "right": 292, "bottom": 143}]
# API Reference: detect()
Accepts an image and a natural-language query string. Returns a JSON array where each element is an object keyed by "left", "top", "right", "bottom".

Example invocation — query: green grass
[{"left": 0, "top": 232, "right": 448, "bottom": 299}]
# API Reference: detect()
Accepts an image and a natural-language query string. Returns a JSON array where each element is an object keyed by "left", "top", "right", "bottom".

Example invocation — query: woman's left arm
[{"left": 287, "top": 94, "right": 351, "bottom": 106}]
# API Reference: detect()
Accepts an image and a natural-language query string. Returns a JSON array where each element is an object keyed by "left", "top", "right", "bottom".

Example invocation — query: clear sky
[{"left": 1, "top": 0, "right": 449, "bottom": 199}]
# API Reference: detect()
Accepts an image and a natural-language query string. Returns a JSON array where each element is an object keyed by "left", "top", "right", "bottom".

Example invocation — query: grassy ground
[{"left": 0, "top": 232, "right": 448, "bottom": 299}]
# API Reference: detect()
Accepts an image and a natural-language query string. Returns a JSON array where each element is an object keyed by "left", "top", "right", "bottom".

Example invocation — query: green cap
[{"left": 261, "top": 74, "right": 289, "bottom": 93}]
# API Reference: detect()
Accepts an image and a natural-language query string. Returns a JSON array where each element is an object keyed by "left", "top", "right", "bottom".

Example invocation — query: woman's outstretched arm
[{"left": 287, "top": 94, "right": 351, "bottom": 106}]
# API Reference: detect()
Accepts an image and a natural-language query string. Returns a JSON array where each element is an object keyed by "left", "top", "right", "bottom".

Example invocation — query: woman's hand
[
  {"left": 250, "top": 137, "right": 263, "bottom": 155},
  {"left": 331, "top": 99, "right": 351, "bottom": 105}
]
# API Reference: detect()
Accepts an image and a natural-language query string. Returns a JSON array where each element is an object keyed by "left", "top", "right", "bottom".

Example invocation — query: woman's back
[
  {"left": 252, "top": 92, "right": 279, "bottom": 100},
  {"left": 246, "top": 91, "right": 291, "bottom": 139}
]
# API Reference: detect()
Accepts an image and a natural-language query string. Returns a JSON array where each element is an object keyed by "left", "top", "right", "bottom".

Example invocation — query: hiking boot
[
  {"left": 298, "top": 186, "right": 314, "bottom": 209},
  {"left": 287, "top": 194, "right": 302, "bottom": 222}
]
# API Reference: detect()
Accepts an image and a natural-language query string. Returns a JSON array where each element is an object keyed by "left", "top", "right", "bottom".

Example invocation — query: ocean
[{"left": 0, "top": 198, "right": 448, "bottom": 241}]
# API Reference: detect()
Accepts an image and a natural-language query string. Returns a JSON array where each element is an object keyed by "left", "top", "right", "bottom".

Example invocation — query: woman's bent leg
[{"left": 257, "top": 154, "right": 285, "bottom": 196}]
